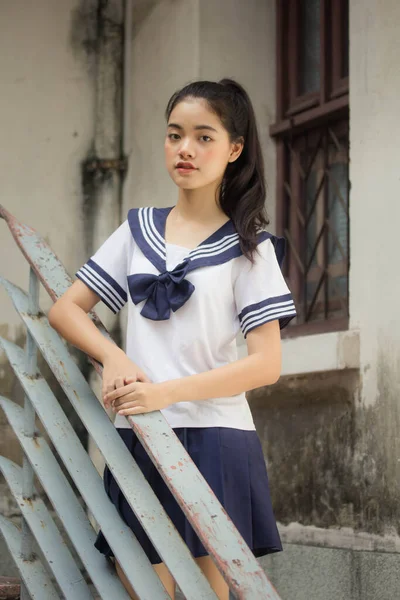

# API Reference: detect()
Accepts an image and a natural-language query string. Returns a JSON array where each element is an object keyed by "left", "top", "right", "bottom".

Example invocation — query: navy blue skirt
[{"left": 95, "top": 427, "right": 282, "bottom": 564}]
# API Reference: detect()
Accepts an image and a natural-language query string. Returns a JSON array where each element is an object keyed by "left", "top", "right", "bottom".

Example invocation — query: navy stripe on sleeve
[
  {"left": 76, "top": 259, "right": 127, "bottom": 314},
  {"left": 239, "top": 294, "right": 296, "bottom": 337}
]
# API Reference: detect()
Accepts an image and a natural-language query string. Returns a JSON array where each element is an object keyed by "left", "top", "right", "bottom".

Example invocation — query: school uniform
[{"left": 76, "top": 206, "right": 296, "bottom": 564}]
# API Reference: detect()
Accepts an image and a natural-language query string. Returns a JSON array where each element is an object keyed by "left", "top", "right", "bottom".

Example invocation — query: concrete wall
[
  {"left": 349, "top": 0, "right": 400, "bottom": 406},
  {"left": 0, "top": 0, "right": 95, "bottom": 333},
  {"left": 0, "top": 0, "right": 99, "bottom": 573},
  {"left": 0, "top": 0, "right": 97, "bottom": 472},
  {"left": 348, "top": 0, "right": 400, "bottom": 529}
]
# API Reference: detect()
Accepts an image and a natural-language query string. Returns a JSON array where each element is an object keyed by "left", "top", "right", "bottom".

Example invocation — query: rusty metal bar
[
  {"left": 0, "top": 330, "right": 217, "bottom": 600},
  {"left": 19, "top": 268, "right": 40, "bottom": 600},
  {"left": 0, "top": 457, "right": 92, "bottom": 599},
  {"left": 0, "top": 397, "right": 135, "bottom": 600},
  {"left": 0, "top": 349, "right": 174, "bottom": 600},
  {"left": 1, "top": 280, "right": 279, "bottom": 600},
  {"left": 0, "top": 204, "right": 110, "bottom": 377},
  {"left": 0, "top": 516, "right": 60, "bottom": 600}
]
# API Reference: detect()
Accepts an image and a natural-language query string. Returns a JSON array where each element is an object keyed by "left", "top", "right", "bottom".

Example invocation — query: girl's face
[{"left": 164, "top": 98, "right": 242, "bottom": 191}]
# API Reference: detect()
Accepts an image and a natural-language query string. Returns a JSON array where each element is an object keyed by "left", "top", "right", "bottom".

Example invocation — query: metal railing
[{"left": 0, "top": 205, "right": 281, "bottom": 600}]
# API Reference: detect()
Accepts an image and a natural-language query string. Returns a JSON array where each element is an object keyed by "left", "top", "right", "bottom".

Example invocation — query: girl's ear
[{"left": 228, "top": 138, "right": 244, "bottom": 163}]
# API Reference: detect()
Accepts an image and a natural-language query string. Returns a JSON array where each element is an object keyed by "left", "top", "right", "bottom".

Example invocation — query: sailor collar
[{"left": 127, "top": 206, "right": 283, "bottom": 321}]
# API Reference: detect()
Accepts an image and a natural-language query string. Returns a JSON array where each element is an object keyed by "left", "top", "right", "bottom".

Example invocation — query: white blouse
[{"left": 76, "top": 206, "right": 296, "bottom": 430}]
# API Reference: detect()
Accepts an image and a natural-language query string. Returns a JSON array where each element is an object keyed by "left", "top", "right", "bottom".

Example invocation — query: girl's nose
[{"left": 179, "top": 140, "right": 195, "bottom": 159}]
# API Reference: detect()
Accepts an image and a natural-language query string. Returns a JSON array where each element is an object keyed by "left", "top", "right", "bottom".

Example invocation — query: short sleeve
[
  {"left": 233, "top": 237, "right": 296, "bottom": 337},
  {"left": 75, "top": 220, "right": 131, "bottom": 314}
]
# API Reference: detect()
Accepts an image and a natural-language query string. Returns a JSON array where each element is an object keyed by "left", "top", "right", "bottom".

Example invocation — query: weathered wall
[
  {"left": 348, "top": 1, "right": 400, "bottom": 539},
  {"left": 0, "top": 0, "right": 97, "bottom": 492},
  {"left": 348, "top": 0, "right": 400, "bottom": 532},
  {"left": 0, "top": 0, "right": 95, "bottom": 330},
  {"left": 250, "top": 370, "right": 359, "bottom": 529}
]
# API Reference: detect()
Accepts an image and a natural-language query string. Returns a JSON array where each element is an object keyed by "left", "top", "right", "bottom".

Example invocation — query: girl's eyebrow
[{"left": 167, "top": 123, "right": 218, "bottom": 133}]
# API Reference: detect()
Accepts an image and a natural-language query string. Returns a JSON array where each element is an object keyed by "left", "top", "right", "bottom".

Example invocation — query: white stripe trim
[
  {"left": 241, "top": 299, "right": 294, "bottom": 328},
  {"left": 243, "top": 310, "right": 296, "bottom": 335},
  {"left": 77, "top": 270, "right": 120, "bottom": 313},
  {"left": 242, "top": 307, "right": 296, "bottom": 335},
  {"left": 189, "top": 233, "right": 239, "bottom": 258},
  {"left": 190, "top": 237, "right": 240, "bottom": 261},
  {"left": 83, "top": 264, "right": 125, "bottom": 307},
  {"left": 138, "top": 208, "right": 165, "bottom": 260},
  {"left": 241, "top": 303, "right": 295, "bottom": 330},
  {"left": 146, "top": 207, "right": 166, "bottom": 254},
  {"left": 243, "top": 306, "right": 296, "bottom": 328}
]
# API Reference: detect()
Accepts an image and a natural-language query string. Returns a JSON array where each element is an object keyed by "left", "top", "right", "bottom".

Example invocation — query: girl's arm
[
  {"left": 166, "top": 319, "right": 281, "bottom": 402},
  {"left": 48, "top": 281, "right": 117, "bottom": 363},
  {"left": 48, "top": 280, "right": 150, "bottom": 404},
  {"left": 105, "top": 319, "right": 281, "bottom": 415}
]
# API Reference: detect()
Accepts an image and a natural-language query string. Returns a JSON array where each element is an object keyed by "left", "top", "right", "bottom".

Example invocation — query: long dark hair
[{"left": 165, "top": 78, "right": 269, "bottom": 260}]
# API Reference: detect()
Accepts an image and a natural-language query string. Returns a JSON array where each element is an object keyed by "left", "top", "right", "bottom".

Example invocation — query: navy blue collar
[
  {"left": 128, "top": 206, "right": 249, "bottom": 273},
  {"left": 126, "top": 206, "right": 286, "bottom": 322}
]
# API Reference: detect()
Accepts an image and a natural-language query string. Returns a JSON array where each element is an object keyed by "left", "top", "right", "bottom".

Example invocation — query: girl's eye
[
  {"left": 200, "top": 135, "right": 212, "bottom": 142},
  {"left": 168, "top": 133, "right": 180, "bottom": 141}
]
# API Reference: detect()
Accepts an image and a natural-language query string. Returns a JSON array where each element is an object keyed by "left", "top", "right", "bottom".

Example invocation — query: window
[{"left": 271, "top": 0, "right": 349, "bottom": 336}]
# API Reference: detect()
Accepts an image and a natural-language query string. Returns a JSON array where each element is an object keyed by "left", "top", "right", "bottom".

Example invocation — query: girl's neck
[{"left": 175, "top": 185, "right": 227, "bottom": 225}]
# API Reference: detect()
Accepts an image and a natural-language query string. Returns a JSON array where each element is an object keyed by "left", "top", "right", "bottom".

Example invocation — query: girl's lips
[{"left": 176, "top": 167, "right": 197, "bottom": 174}]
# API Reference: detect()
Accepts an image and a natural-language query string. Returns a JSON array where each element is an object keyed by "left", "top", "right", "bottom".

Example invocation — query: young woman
[{"left": 49, "top": 78, "right": 296, "bottom": 600}]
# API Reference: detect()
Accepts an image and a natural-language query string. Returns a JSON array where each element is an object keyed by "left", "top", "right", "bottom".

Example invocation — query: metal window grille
[{"left": 281, "top": 121, "right": 350, "bottom": 334}]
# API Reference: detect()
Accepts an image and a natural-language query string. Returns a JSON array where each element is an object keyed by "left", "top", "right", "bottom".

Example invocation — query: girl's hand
[
  {"left": 105, "top": 377, "right": 174, "bottom": 415},
  {"left": 101, "top": 349, "right": 151, "bottom": 408}
]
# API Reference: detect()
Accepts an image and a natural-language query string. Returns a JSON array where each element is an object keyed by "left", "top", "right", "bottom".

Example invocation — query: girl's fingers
[
  {"left": 113, "top": 392, "right": 140, "bottom": 408},
  {"left": 138, "top": 372, "right": 151, "bottom": 383},
  {"left": 103, "top": 381, "right": 116, "bottom": 408},
  {"left": 106, "top": 382, "right": 137, "bottom": 402},
  {"left": 111, "top": 377, "right": 125, "bottom": 406},
  {"left": 118, "top": 405, "right": 146, "bottom": 415},
  {"left": 114, "top": 376, "right": 124, "bottom": 390},
  {"left": 115, "top": 400, "right": 141, "bottom": 412},
  {"left": 106, "top": 381, "right": 115, "bottom": 394}
]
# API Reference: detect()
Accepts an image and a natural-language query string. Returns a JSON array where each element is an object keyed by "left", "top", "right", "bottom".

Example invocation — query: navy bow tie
[{"left": 127, "top": 259, "right": 195, "bottom": 321}]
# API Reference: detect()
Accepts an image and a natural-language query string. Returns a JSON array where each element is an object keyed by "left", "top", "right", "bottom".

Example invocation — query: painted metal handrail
[{"left": 0, "top": 205, "right": 281, "bottom": 600}]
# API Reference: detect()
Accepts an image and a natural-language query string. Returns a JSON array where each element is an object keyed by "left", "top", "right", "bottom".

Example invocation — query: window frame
[{"left": 271, "top": 0, "right": 350, "bottom": 338}]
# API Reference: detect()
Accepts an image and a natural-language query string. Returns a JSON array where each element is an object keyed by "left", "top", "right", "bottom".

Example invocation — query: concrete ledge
[
  {"left": 238, "top": 329, "right": 360, "bottom": 376},
  {"left": 261, "top": 542, "right": 400, "bottom": 600},
  {"left": 278, "top": 522, "right": 400, "bottom": 554}
]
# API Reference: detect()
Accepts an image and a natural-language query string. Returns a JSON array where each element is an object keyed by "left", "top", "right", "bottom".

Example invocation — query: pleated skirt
[{"left": 95, "top": 427, "right": 282, "bottom": 564}]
